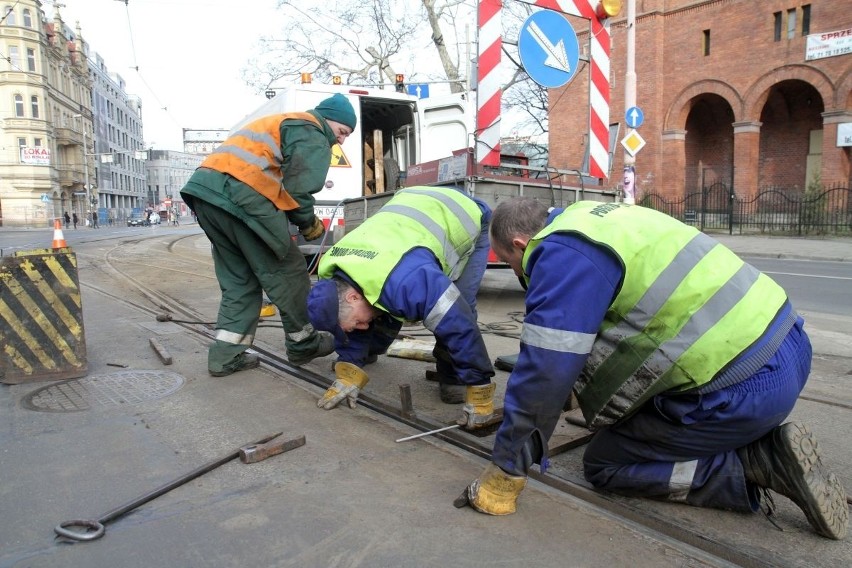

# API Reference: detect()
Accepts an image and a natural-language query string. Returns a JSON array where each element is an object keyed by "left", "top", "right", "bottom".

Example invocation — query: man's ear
[
  {"left": 511, "top": 236, "right": 529, "bottom": 251},
  {"left": 345, "top": 288, "right": 362, "bottom": 304}
]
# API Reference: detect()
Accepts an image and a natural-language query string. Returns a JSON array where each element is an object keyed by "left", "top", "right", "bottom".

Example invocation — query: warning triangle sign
[{"left": 330, "top": 144, "right": 351, "bottom": 168}]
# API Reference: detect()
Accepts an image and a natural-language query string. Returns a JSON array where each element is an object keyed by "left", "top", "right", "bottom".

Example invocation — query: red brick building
[{"left": 549, "top": 0, "right": 852, "bottom": 200}]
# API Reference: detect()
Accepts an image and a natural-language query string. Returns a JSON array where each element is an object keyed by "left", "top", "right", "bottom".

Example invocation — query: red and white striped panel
[
  {"left": 476, "top": 0, "right": 503, "bottom": 167},
  {"left": 480, "top": 0, "right": 612, "bottom": 178}
]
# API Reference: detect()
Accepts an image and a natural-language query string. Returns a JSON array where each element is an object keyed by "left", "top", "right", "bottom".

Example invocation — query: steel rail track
[{"left": 87, "top": 232, "right": 840, "bottom": 568}]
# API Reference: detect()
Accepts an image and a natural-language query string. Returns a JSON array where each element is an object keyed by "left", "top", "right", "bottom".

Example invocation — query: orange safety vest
[{"left": 200, "top": 112, "right": 323, "bottom": 211}]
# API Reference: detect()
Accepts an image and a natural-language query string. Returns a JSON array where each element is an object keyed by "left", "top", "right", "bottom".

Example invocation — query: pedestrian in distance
[
  {"left": 457, "top": 198, "right": 848, "bottom": 541},
  {"left": 91, "top": 211, "right": 99, "bottom": 229},
  {"left": 180, "top": 93, "right": 357, "bottom": 376},
  {"left": 306, "top": 185, "right": 497, "bottom": 429},
  {"left": 72, "top": 212, "right": 78, "bottom": 229},
  {"left": 63, "top": 211, "right": 70, "bottom": 229}
]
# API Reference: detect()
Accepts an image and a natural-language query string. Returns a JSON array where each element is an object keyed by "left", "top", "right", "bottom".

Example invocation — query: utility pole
[{"left": 623, "top": 0, "right": 637, "bottom": 203}]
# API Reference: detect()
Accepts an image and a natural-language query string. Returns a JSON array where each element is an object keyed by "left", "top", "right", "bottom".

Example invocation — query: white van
[{"left": 229, "top": 82, "right": 474, "bottom": 252}]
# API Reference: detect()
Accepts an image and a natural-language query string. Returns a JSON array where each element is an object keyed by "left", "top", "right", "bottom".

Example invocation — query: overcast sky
[{"left": 53, "top": 0, "right": 281, "bottom": 150}]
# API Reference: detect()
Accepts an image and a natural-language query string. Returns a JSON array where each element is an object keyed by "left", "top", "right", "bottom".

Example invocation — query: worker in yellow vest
[{"left": 458, "top": 198, "right": 847, "bottom": 541}]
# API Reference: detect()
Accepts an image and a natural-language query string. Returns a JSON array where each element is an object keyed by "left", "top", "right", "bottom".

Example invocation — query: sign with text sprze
[
  {"left": 838, "top": 123, "right": 852, "bottom": 148},
  {"left": 805, "top": 28, "right": 852, "bottom": 61}
]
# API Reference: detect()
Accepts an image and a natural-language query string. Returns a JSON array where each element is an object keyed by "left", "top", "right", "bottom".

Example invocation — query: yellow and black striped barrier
[{"left": 0, "top": 248, "right": 88, "bottom": 384}]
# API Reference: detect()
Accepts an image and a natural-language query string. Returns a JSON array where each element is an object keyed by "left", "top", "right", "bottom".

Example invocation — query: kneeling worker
[
  {"left": 307, "top": 186, "right": 496, "bottom": 429},
  {"left": 458, "top": 198, "right": 847, "bottom": 541}
]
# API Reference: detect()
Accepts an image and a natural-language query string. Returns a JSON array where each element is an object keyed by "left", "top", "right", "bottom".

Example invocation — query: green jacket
[{"left": 180, "top": 110, "right": 337, "bottom": 258}]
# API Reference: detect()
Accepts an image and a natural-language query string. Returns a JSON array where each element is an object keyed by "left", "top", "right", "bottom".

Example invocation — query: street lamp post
[{"left": 72, "top": 113, "right": 92, "bottom": 226}]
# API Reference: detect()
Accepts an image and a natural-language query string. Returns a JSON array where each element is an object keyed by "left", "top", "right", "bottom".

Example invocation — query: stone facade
[{"left": 0, "top": 1, "right": 147, "bottom": 228}]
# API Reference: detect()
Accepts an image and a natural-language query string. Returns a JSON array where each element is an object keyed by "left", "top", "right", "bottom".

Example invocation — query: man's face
[
  {"left": 492, "top": 240, "right": 526, "bottom": 279},
  {"left": 326, "top": 120, "right": 353, "bottom": 146},
  {"left": 339, "top": 290, "right": 377, "bottom": 332}
]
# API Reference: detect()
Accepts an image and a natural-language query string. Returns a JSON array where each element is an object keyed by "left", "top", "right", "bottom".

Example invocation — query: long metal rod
[
  {"left": 396, "top": 424, "right": 460, "bottom": 442},
  {"left": 55, "top": 432, "right": 282, "bottom": 541},
  {"left": 98, "top": 431, "right": 282, "bottom": 523}
]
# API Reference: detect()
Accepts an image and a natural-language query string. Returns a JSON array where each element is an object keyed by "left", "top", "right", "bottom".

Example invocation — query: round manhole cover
[{"left": 21, "top": 370, "right": 185, "bottom": 413}]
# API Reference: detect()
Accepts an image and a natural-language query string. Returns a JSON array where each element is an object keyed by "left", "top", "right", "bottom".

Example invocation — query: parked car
[{"left": 127, "top": 215, "right": 150, "bottom": 227}]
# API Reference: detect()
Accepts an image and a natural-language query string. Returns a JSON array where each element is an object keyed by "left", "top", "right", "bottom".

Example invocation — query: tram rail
[{"left": 60, "top": 229, "right": 851, "bottom": 568}]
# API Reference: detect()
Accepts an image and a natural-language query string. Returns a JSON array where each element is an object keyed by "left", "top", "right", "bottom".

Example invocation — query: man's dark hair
[{"left": 490, "top": 197, "right": 549, "bottom": 250}]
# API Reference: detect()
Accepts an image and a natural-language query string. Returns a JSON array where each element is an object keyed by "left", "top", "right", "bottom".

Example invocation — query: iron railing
[{"left": 640, "top": 183, "right": 852, "bottom": 236}]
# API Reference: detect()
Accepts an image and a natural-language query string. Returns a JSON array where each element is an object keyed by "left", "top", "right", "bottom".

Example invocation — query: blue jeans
[{"left": 583, "top": 318, "right": 812, "bottom": 511}]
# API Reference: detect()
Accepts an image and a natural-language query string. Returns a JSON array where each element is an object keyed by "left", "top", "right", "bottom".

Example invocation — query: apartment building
[{"left": 0, "top": 1, "right": 146, "bottom": 228}]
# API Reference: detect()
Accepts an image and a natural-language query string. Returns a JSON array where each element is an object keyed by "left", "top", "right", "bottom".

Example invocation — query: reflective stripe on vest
[
  {"left": 523, "top": 202, "right": 788, "bottom": 428},
  {"left": 200, "top": 112, "right": 321, "bottom": 210},
  {"left": 318, "top": 186, "right": 482, "bottom": 318}
]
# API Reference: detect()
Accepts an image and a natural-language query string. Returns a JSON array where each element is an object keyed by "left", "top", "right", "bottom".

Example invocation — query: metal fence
[{"left": 640, "top": 183, "right": 852, "bottom": 236}]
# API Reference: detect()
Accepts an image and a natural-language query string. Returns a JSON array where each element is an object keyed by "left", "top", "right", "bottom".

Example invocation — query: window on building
[
  {"left": 14, "top": 94, "right": 24, "bottom": 117},
  {"left": 802, "top": 5, "right": 811, "bottom": 36},
  {"left": 3, "top": 5, "right": 16, "bottom": 26},
  {"left": 787, "top": 8, "right": 796, "bottom": 40},
  {"left": 703, "top": 29, "right": 711, "bottom": 56},
  {"left": 34, "top": 137, "right": 42, "bottom": 147},
  {"left": 774, "top": 12, "right": 782, "bottom": 41},
  {"left": 26, "top": 47, "right": 35, "bottom": 71},
  {"left": 22, "top": 8, "right": 31, "bottom": 27},
  {"left": 8, "top": 45, "right": 19, "bottom": 69},
  {"left": 17, "top": 137, "right": 26, "bottom": 148},
  {"left": 30, "top": 95, "right": 38, "bottom": 118}
]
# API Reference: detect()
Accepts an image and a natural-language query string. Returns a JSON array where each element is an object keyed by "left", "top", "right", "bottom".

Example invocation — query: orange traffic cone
[{"left": 52, "top": 218, "right": 68, "bottom": 249}]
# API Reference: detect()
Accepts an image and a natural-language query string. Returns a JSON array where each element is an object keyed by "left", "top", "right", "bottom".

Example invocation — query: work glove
[
  {"left": 455, "top": 462, "right": 527, "bottom": 515},
  {"left": 300, "top": 216, "right": 325, "bottom": 241},
  {"left": 318, "top": 362, "right": 369, "bottom": 410},
  {"left": 457, "top": 383, "right": 496, "bottom": 429}
]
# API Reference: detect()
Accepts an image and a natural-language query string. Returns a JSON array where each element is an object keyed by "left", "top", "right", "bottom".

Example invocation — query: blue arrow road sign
[
  {"left": 407, "top": 84, "right": 430, "bottom": 99},
  {"left": 518, "top": 11, "right": 580, "bottom": 89},
  {"left": 625, "top": 106, "right": 644, "bottom": 128}
]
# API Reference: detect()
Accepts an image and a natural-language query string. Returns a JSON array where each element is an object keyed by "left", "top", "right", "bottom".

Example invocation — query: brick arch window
[
  {"left": 3, "top": 5, "right": 15, "bottom": 25},
  {"left": 22, "top": 8, "right": 31, "bottom": 27},
  {"left": 14, "top": 94, "right": 24, "bottom": 117},
  {"left": 31, "top": 95, "right": 39, "bottom": 118}
]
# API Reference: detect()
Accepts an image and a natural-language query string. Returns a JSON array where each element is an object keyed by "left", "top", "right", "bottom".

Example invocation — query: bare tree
[
  {"left": 242, "top": 0, "right": 550, "bottom": 141},
  {"left": 243, "top": 0, "right": 467, "bottom": 91}
]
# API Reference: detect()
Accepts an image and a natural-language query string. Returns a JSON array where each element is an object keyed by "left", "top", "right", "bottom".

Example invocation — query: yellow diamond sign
[{"left": 620, "top": 130, "right": 646, "bottom": 157}]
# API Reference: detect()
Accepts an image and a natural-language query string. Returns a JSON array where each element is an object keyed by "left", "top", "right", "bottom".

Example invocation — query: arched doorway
[
  {"left": 758, "top": 80, "right": 825, "bottom": 190},
  {"left": 684, "top": 94, "right": 735, "bottom": 192}
]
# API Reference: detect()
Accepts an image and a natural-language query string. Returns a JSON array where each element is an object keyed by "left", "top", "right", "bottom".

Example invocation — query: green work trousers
[{"left": 192, "top": 200, "right": 322, "bottom": 373}]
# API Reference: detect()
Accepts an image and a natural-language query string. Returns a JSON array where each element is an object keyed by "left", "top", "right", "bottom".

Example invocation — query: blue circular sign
[
  {"left": 518, "top": 11, "right": 581, "bottom": 89},
  {"left": 625, "top": 106, "right": 644, "bottom": 128}
]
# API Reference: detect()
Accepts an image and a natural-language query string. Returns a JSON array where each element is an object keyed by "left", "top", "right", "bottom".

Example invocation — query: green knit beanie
[{"left": 315, "top": 94, "right": 357, "bottom": 130}]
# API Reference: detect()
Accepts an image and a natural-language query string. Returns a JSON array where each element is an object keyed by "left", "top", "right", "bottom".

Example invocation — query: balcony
[
  {"left": 54, "top": 127, "right": 83, "bottom": 146},
  {"left": 55, "top": 165, "right": 83, "bottom": 187}
]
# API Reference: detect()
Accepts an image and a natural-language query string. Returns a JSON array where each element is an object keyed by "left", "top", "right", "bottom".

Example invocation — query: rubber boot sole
[{"left": 775, "top": 422, "right": 848, "bottom": 540}]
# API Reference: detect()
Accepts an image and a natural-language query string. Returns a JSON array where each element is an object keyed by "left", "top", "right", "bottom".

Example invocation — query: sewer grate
[{"left": 21, "top": 370, "right": 185, "bottom": 413}]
